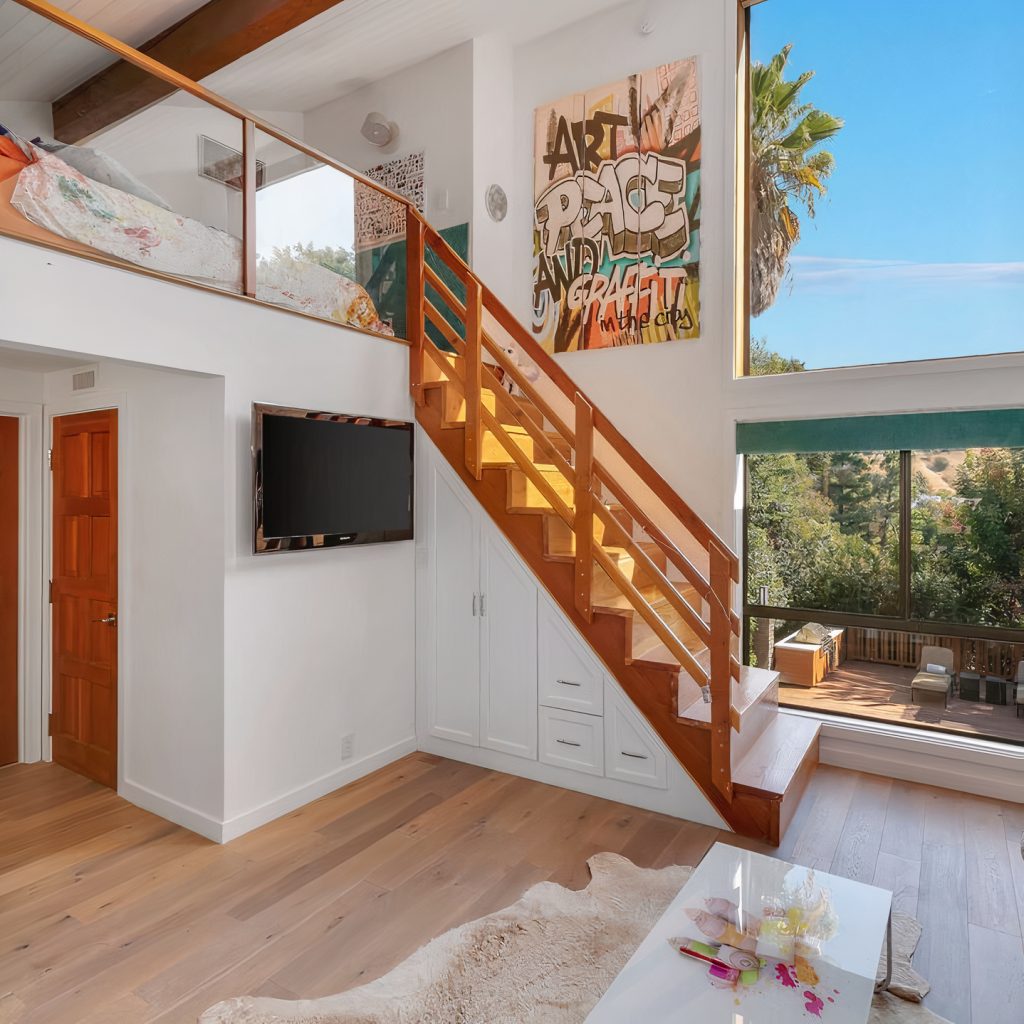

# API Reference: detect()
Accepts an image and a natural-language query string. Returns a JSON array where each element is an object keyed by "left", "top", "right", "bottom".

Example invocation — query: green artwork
[{"left": 357, "top": 223, "right": 469, "bottom": 349}]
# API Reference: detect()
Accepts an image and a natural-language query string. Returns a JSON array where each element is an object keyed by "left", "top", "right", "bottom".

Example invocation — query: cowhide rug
[{"left": 200, "top": 852, "right": 948, "bottom": 1024}]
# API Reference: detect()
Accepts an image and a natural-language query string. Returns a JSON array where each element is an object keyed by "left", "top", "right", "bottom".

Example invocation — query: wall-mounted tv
[{"left": 252, "top": 403, "right": 413, "bottom": 554}]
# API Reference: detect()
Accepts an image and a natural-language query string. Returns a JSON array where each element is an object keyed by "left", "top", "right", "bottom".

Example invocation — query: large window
[
  {"left": 747, "top": 450, "right": 900, "bottom": 616},
  {"left": 911, "top": 448, "right": 1024, "bottom": 629},
  {"left": 745, "top": 438, "right": 1024, "bottom": 635},
  {"left": 743, "top": 0, "right": 1024, "bottom": 374}
]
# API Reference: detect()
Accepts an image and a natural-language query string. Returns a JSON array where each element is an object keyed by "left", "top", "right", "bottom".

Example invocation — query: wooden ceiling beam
[{"left": 52, "top": 0, "right": 350, "bottom": 143}]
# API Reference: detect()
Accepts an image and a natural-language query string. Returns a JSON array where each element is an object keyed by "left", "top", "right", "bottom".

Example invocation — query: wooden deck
[{"left": 781, "top": 659, "right": 1024, "bottom": 744}]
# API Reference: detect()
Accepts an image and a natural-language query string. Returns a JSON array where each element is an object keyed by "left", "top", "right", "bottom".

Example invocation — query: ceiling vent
[
  {"left": 72, "top": 367, "right": 97, "bottom": 392},
  {"left": 198, "top": 135, "right": 266, "bottom": 191}
]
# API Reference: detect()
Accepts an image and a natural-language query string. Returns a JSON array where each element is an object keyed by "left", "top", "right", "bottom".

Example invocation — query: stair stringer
[{"left": 417, "top": 384, "right": 782, "bottom": 842}]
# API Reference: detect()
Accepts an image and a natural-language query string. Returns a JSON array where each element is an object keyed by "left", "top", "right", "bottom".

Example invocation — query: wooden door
[
  {"left": 0, "top": 416, "right": 17, "bottom": 767},
  {"left": 479, "top": 528, "right": 538, "bottom": 760},
  {"left": 51, "top": 409, "right": 118, "bottom": 788},
  {"left": 425, "top": 460, "right": 480, "bottom": 746}
]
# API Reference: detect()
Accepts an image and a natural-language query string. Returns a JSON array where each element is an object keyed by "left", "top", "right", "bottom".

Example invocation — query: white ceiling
[
  {"left": 205, "top": 0, "right": 632, "bottom": 112},
  {"left": 0, "top": 0, "right": 634, "bottom": 113},
  {"left": 0, "top": 343, "right": 89, "bottom": 372},
  {"left": 0, "top": 0, "right": 208, "bottom": 102}
]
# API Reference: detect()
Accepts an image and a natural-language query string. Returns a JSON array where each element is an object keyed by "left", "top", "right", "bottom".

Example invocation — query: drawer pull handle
[
  {"left": 556, "top": 739, "right": 582, "bottom": 747},
  {"left": 621, "top": 751, "right": 648, "bottom": 760},
  {"left": 556, "top": 679, "right": 582, "bottom": 687}
]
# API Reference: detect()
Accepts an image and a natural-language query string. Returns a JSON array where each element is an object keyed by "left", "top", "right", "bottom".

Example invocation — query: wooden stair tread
[
  {"left": 678, "top": 665, "right": 779, "bottom": 726},
  {"left": 732, "top": 713, "right": 820, "bottom": 797}
]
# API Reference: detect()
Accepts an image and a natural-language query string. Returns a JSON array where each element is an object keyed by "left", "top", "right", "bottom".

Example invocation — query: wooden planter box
[{"left": 774, "top": 628, "right": 845, "bottom": 688}]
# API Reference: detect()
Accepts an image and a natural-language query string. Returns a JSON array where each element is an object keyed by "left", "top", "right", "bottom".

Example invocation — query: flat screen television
[{"left": 252, "top": 403, "right": 413, "bottom": 554}]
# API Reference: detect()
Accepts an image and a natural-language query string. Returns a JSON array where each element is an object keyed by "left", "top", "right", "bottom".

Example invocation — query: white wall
[
  {"left": 474, "top": 0, "right": 1024, "bottom": 559},
  {"left": 42, "top": 361, "right": 226, "bottom": 827},
  {"left": 0, "top": 101, "right": 52, "bottom": 141},
  {"left": 0, "top": 237, "right": 417, "bottom": 840},
  {"left": 304, "top": 42, "right": 474, "bottom": 233}
]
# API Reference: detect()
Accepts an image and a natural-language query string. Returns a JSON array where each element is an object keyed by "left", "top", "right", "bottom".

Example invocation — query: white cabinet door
[
  {"left": 479, "top": 527, "right": 538, "bottom": 760},
  {"left": 604, "top": 680, "right": 668, "bottom": 789},
  {"left": 426, "top": 462, "right": 480, "bottom": 746},
  {"left": 538, "top": 597, "right": 604, "bottom": 715}
]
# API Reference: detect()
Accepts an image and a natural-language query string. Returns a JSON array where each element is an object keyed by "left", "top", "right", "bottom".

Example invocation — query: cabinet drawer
[
  {"left": 604, "top": 681, "right": 667, "bottom": 789},
  {"left": 539, "top": 707, "right": 604, "bottom": 776},
  {"left": 538, "top": 600, "right": 604, "bottom": 715}
]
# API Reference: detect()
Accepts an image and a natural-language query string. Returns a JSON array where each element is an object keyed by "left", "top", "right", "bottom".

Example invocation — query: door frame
[
  {"left": 0, "top": 401, "right": 44, "bottom": 764},
  {"left": 44, "top": 392, "right": 127, "bottom": 787}
]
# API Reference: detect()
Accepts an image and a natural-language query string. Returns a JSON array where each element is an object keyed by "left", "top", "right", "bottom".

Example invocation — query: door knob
[{"left": 92, "top": 614, "right": 117, "bottom": 626}]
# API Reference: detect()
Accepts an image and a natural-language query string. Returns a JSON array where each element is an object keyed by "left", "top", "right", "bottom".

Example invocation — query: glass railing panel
[
  {"left": 0, "top": 1, "right": 243, "bottom": 293},
  {"left": 253, "top": 128, "right": 405, "bottom": 338}
]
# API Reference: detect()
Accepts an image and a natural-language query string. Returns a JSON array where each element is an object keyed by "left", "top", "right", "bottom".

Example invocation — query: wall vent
[{"left": 72, "top": 368, "right": 96, "bottom": 392}]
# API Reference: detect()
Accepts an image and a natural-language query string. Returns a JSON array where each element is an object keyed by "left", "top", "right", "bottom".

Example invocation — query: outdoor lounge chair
[{"left": 911, "top": 645, "right": 955, "bottom": 707}]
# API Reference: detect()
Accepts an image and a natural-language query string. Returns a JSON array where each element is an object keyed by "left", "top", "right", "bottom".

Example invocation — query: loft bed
[{"left": 0, "top": 127, "right": 393, "bottom": 336}]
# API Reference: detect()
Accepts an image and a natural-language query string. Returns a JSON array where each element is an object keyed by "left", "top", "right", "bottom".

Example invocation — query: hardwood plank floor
[{"left": 0, "top": 755, "right": 1021, "bottom": 1023}]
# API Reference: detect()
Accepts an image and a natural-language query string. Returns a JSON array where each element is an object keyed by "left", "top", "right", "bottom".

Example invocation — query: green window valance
[{"left": 736, "top": 409, "right": 1024, "bottom": 455}]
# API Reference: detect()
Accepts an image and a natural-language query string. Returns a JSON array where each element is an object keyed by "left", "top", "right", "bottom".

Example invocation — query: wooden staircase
[{"left": 407, "top": 214, "right": 818, "bottom": 845}]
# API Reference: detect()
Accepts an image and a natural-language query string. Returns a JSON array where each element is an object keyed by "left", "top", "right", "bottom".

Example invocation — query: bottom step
[{"left": 732, "top": 712, "right": 819, "bottom": 845}]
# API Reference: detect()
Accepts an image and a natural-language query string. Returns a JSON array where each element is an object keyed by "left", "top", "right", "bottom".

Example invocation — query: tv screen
[{"left": 253, "top": 404, "right": 413, "bottom": 553}]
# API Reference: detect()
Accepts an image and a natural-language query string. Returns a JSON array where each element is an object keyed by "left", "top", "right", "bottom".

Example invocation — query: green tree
[
  {"left": 750, "top": 45, "right": 844, "bottom": 316},
  {"left": 749, "top": 336, "right": 805, "bottom": 375},
  {"left": 262, "top": 241, "right": 356, "bottom": 279}
]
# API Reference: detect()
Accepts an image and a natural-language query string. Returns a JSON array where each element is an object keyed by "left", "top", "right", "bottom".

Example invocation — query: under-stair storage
[
  {"left": 408, "top": 207, "right": 820, "bottom": 845},
  {"left": 421, "top": 449, "right": 538, "bottom": 760}
]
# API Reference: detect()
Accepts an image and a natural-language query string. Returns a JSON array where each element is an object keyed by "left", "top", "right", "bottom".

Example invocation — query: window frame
[
  {"left": 735, "top": 0, "right": 1024, "bottom": 378},
  {"left": 741, "top": 449, "right": 1024, "bottom": 651}
]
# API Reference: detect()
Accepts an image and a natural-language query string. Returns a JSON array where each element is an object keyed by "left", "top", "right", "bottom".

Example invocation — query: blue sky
[{"left": 751, "top": 0, "right": 1024, "bottom": 368}]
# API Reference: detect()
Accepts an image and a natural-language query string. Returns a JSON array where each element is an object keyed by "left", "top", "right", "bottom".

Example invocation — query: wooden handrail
[
  {"left": 480, "top": 408, "right": 574, "bottom": 527},
  {"left": 406, "top": 209, "right": 425, "bottom": 404},
  {"left": 424, "top": 263, "right": 467, "bottom": 323},
  {"left": 424, "top": 301, "right": 466, "bottom": 357},
  {"left": 464, "top": 278, "right": 483, "bottom": 480},
  {"left": 424, "top": 227, "right": 741, "bottom": 586},
  {"left": 574, "top": 395, "right": 594, "bottom": 622},
  {"left": 708, "top": 542, "right": 734, "bottom": 800},
  {"left": 594, "top": 547, "right": 709, "bottom": 689}
]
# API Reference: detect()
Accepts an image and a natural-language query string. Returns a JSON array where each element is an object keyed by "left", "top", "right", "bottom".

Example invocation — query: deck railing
[{"left": 6, "top": 0, "right": 745, "bottom": 801}]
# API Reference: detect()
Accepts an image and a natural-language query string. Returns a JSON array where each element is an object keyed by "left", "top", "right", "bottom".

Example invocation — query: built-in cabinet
[
  {"left": 419, "top": 446, "right": 667, "bottom": 798},
  {"left": 424, "top": 458, "right": 537, "bottom": 758}
]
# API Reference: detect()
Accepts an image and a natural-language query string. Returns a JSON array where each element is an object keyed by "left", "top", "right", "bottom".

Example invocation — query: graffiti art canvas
[{"left": 533, "top": 58, "right": 701, "bottom": 352}]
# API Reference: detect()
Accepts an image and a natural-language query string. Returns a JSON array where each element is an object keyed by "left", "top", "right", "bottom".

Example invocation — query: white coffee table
[{"left": 586, "top": 842, "right": 892, "bottom": 1024}]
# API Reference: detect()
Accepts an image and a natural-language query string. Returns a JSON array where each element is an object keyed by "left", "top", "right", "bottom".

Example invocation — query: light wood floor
[
  {"left": 1, "top": 754, "right": 1022, "bottom": 1024},
  {"left": 782, "top": 660, "right": 1024, "bottom": 746}
]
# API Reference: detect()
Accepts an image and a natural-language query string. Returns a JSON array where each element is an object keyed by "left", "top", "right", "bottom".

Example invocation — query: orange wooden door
[
  {"left": 0, "top": 416, "right": 17, "bottom": 767},
  {"left": 51, "top": 409, "right": 118, "bottom": 788}
]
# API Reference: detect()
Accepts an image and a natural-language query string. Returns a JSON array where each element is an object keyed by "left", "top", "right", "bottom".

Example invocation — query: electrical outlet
[{"left": 341, "top": 734, "right": 355, "bottom": 761}]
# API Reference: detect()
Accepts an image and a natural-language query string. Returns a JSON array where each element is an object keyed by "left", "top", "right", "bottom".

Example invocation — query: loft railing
[
  {"left": 409, "top": 214, "right": 742, "bottom": 799},
  {"left": 4, "top": 0, "right": 411, "bottom": 342},
  {"left": 7, "top": 0, "right": 744, "bottom": 801}
]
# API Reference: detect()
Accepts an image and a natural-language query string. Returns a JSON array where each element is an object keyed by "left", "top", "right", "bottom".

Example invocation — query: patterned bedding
[{"left": 9, "top": 146, "right": 393, "bottom": 336}]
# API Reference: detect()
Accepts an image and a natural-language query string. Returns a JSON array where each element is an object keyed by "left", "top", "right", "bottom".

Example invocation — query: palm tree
[{"left": 750, "top": 44, "right": 843, "bottom": 316}]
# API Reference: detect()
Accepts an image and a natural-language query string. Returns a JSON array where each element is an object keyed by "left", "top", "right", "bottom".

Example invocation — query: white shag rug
[{"left": 200, "top": 852, "right": 948, "bottom": 1024}]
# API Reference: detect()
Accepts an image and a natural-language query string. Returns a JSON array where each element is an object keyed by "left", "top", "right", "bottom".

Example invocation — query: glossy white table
[{"left": 586, "top": 843, "right": 892, "bottom": 1024}]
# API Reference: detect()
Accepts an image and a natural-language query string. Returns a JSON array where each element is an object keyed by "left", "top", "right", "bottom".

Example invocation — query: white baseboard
[
  {"left": 789, "top": 710, "right": 1024, "bottom": 804},
  {"left": 417, "top": 736, "right": 728, "bottom": 829},
  {"left": 120, "top": 778, "right": 225, "bottom": 843},
  {"left": 219, "top": 736, "right": 419, "bottom": 843}
]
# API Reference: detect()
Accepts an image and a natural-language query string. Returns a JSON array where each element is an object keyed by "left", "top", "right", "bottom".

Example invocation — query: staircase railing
[
  {"left": 409, "top": 211, "right": 742, "bottom": 800},
  {"left": 7, "top": 0, "right": 744, "bottom": 802}
]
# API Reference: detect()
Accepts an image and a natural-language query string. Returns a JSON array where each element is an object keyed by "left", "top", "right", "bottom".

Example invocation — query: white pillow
[{"left": 925, "top": 662, "right": 948, "bottom": 676}]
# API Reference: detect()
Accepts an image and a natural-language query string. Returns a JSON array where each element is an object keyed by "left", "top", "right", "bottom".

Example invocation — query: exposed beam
[{"left": 52, "top": 0, "right": 350, "bottom": 143}]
